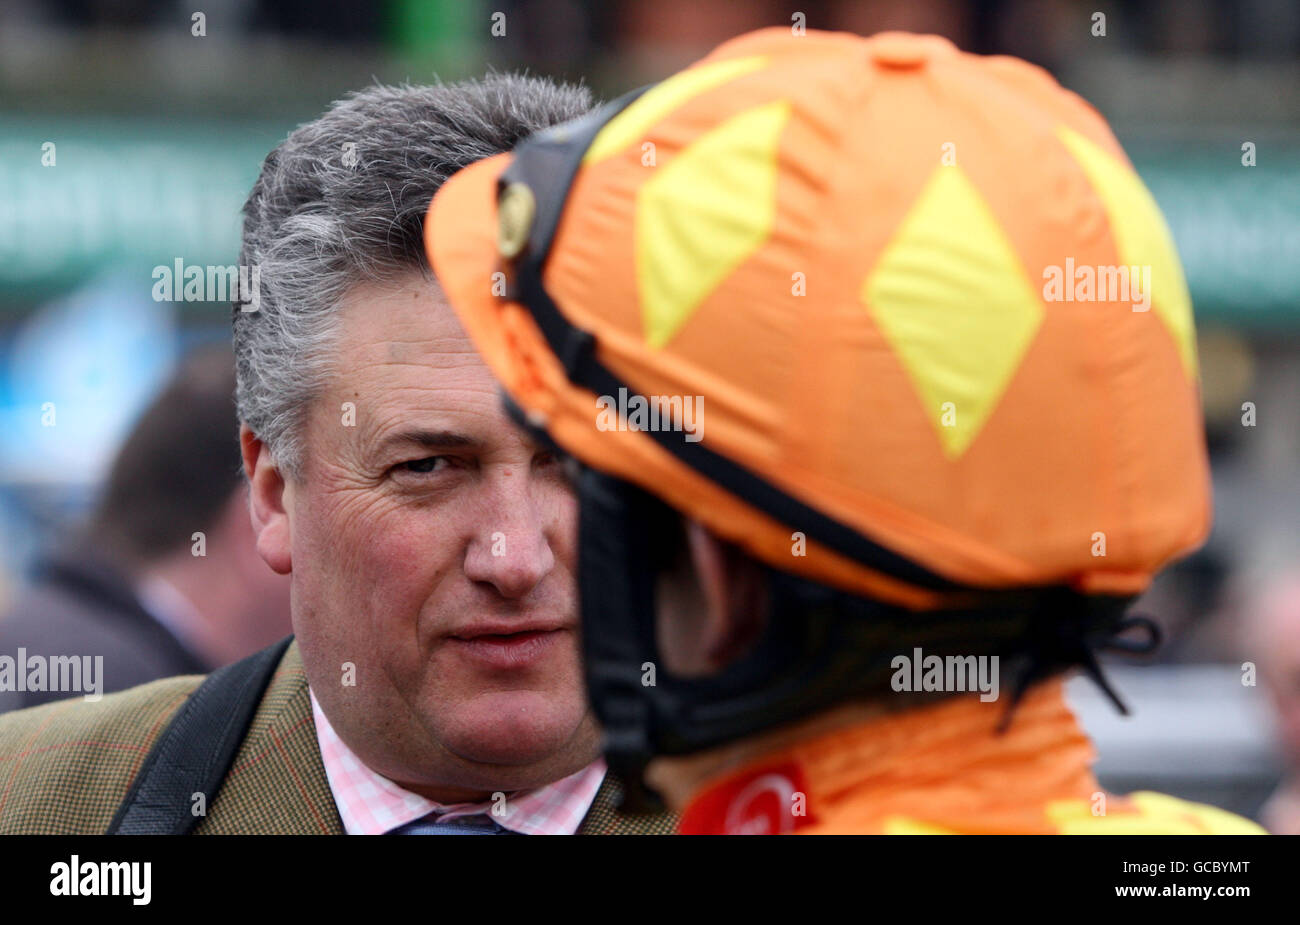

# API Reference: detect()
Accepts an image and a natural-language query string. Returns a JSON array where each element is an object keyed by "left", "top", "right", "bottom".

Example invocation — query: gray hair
[{"left": 233, "top": 74, "right": 595, "bottom": 477}]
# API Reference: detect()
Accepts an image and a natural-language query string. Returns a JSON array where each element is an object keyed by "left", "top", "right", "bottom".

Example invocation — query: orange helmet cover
[{"left": 426, "top": 28, "right": 1209, "bottom": 609}]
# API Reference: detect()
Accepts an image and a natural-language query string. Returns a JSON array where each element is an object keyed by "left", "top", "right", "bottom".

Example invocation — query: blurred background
[{"left": 0, "top": 0, "right": 1296, "bottom": 826}]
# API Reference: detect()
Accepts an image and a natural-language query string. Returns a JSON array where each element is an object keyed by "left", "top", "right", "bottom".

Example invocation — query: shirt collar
[{"left": 309, "top": 688, "right": 605, "bottom": 835}]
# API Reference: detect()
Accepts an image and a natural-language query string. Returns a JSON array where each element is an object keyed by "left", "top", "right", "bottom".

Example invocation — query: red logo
[{"left": 678, "top": 761, "right": 816, "bottom": 835}]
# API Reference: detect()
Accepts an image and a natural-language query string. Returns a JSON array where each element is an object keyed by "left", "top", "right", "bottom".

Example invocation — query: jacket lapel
[
  {"left": 197, "top": 640, "right": 343, "bottom": 834},
  {"left": 578, "top": 771, "right": 679, "bottom": 835}
]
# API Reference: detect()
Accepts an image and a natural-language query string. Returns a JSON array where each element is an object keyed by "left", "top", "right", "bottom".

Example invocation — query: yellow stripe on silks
[
  {"left": 1046, "top": 792, "right": 1266, "bottom": 834},
  {"left": 863, "top": 165, "right": 1044, "bottom": 460},
  {"left": 584, "top": 56, "right": 769, "bottom": 165},
  {"left": 882, "top": 816, "right": 957, "bottom": 835},
  {"left": 636, "top": 99, "right": 790, "bottom": 349},
  {"left": 1056, "top": 126, "right": 1198, "bottom": 379}
]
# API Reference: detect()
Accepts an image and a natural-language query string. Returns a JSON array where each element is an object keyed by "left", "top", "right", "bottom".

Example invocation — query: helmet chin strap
[
  {"left": 575, "top": 467, "right": 941, "bottom": 811},
  {"left": 574, "top": 464, "right": 1149, "bottom": 814},
  {"left": 574, "top": 467, "right": 668, "bottom": 812}
]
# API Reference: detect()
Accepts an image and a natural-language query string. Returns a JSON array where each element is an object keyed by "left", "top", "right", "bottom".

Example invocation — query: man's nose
[{"left": 462, "top": 477, "right": 557, "bottom": 599}]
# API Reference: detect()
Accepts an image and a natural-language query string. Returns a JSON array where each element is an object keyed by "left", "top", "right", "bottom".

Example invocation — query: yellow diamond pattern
[
  {"left": 584, "top": 55, "right": 768, "bottom": 166},
  {"left": 863, "top": 166, "right": 1044, "bottom": 459},
  {"left": 1056, "top": 126, "right": 1198, "bottom": 378},
  {"left": 637, "top": 99, "right": 789, "bottom": 349},
  {"left": 882, "top": 816, "right": 957, "bottom": 835},
  {"left": 1046, "top": 792, "right": 1264, "bottom": 835}
]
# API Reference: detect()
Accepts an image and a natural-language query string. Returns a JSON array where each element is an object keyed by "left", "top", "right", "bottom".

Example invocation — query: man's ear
[
  {"left": 240, "top": 424, "right": 293, "bottom": 575},
  {"left": 684, "top": 520, "right": 768, "bottom": 670}
]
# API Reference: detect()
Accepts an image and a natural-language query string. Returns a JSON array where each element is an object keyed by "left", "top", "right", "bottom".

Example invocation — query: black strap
[{"left": 105, "top": 636, "right": 293, "bottom": 835}]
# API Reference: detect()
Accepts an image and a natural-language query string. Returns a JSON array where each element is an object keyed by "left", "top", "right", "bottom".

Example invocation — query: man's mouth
[{"left": 446, "top": 626, "right": 568, "bottom": 670}]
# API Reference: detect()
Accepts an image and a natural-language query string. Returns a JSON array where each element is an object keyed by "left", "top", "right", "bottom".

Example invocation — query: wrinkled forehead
[
  {"left": 335, "top": 271, "right": 472, "bottom": 357},
  {"left": 327, "top": 273, "right": 499, "bottom": 385},
  {"left": 312, "top": 273, "right": 534, "bottom": 456}
]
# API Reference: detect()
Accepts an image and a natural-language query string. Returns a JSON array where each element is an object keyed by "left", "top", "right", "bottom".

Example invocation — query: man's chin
[{"left": 437, "top": 690, "right": 593, "bottom": 770}]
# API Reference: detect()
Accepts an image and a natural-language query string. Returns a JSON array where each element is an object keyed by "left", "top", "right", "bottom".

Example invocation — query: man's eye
[{"left": 399, "top": 457, "right": 449, "bottom": 474}]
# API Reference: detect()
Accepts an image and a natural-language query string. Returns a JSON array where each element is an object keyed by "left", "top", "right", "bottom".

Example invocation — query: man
[
  {"left": 1247, "top": 572, "right": 1300, "bottom": 833},
  {"left": 425, "top": 29, "right": 1265, "bottom": 833},
  {"left": 0, "top": 75, "right": 674, "bottom": 835},
  {"left": 0, "top": 344, "right": 291, "bottom": 712}
]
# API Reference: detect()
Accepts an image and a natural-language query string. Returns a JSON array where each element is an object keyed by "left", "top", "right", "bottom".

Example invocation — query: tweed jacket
[{"left": 0, "top": 640, "right": 676, "bottom": 835}]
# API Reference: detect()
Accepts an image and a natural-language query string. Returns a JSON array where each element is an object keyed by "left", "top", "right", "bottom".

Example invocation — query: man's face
[{"left": 281, "top": 271, "right": 599, "bottom": 796}]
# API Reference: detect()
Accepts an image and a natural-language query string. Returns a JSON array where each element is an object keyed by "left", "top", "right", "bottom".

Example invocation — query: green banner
[{"left": 2, "top": 118, "right": 1297, "bottom": 329}]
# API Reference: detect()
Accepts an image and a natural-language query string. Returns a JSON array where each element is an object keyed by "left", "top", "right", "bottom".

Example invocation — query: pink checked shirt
[{"left": 310, "top": 689, "right": 606, "bottom": 835}]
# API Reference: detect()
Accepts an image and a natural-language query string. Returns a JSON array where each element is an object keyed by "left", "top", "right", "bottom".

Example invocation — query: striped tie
[{"left": 390, "top": 814, "right": 517, "bottom": 835}]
